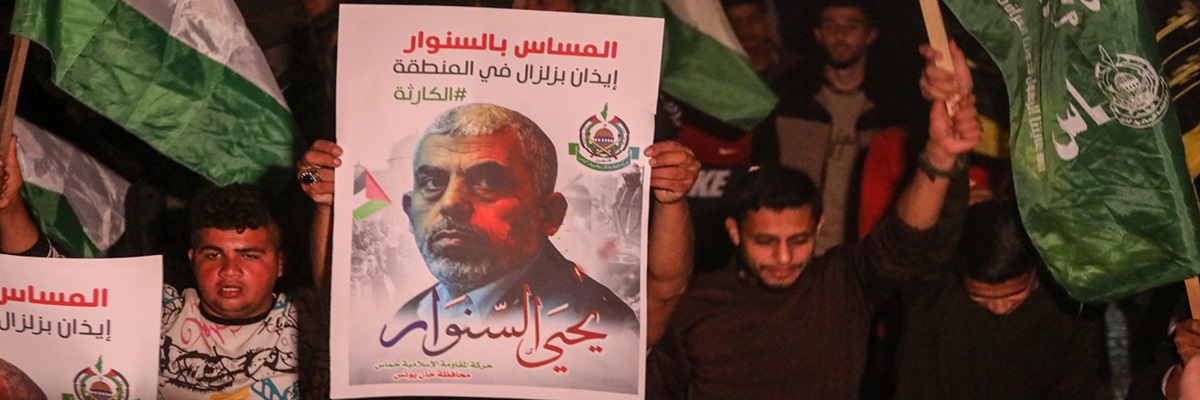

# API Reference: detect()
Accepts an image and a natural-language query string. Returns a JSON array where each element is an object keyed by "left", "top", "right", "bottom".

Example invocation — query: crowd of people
[{"left": 2, "top": 0, "right": 1200, "bottom": 399}]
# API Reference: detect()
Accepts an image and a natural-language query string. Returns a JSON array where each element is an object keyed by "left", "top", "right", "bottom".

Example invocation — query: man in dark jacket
[
  {"left": 894, "top": 201, "right": 1105, "bottom": 400},
  {"left": 647, "top": 40, "right": 980, "bottom": 399}
]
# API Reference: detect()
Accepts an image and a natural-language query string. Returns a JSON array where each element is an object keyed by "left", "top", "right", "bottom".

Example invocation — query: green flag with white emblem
[{"left": 941, "top": 0, "right": 1200, "bottom": 301}]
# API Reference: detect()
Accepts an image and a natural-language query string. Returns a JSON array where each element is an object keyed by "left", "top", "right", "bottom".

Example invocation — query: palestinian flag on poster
[
  {"left": 353, "top": 168, "right": 392, "bottom": 221},
  {"left": 941, "top": 0, "right": 1200, "bottom": 301},
  {"left": 10, "top": 0, "right": 294, "bottom": 186},
  {"left": 578, "top": 0, "right": 777, "bottom": 130},
  {"left": 15, "top": 118, "right": 129, "bottom": 258}
]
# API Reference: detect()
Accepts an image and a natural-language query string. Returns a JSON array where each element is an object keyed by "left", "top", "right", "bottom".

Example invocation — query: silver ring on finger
[{"left": 299, "top": 166, "right": 321, "bottom": 186}]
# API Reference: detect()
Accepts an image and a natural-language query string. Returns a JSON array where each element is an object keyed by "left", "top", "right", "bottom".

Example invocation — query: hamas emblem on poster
[
  {"left": 1095, "top": 45, "right": 1169, "bottom": 129},
  {"left": 66, "top": 356, "right": 130, "bottom": 400},
  {"left": 569, "top": 104, "right": 638, "bottom": 171}
]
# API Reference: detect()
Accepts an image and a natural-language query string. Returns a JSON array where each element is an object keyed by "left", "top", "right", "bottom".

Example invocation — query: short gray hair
[{"left": 421, "top": 103, "right": 557, "bottom": 196}]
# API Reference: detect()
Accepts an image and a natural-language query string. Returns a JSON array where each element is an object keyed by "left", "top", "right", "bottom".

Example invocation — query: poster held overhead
[{"left": 332, "top": 5, "right": 663, "bottom": 399}]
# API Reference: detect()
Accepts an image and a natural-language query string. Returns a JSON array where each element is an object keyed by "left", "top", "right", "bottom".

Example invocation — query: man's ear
[
  {"left": 816, "top": 215, "right": 825, "bottom": 234},
  {"left": 402, "top": 192, "right": 415, "bottom": 233},
  {"left": 725, "top": 217, "right": 740, "bottom": 246},
  {"left": 542, "top": 192, "right": 568, "bottom": 236},
  {"left": 866, "top": 27, "right": 878, "bottom": 45},
  {"left": 276, "top": 252, "right": 285, "bottom": 278},
  {"left": 187, "top": 249, "right": 195, "bottom": 263}
]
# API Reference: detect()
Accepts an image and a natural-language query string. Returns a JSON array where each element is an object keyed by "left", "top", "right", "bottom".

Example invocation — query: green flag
[
  {"left": 10, "top": 0, "right": 295, "bottom": 186},
  {"left": 941, "top": 0, "right": 1200, "bottom": 301},
  {"left": 579, "top": 0, "right": 777, "bottom": 130}
]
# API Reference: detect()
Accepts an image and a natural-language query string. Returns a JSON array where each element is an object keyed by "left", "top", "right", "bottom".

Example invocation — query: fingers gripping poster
[{"left": 331, "top": 5, "right": 663, "bottom": 399}]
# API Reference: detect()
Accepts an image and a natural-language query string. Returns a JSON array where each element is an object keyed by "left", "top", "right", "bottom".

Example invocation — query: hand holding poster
[
  {"left": 331, "top": 6, "right": 663, "bottom": 399},
  {"left": 0, "top": 254, "right": 160, "bottom": 400}
]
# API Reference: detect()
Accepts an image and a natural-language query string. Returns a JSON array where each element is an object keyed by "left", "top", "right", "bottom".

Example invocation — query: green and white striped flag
[
  {"left": 10, "top": 0, "right": 294, "bottom": 186},
  {"left": 15, "top": 117, "right": 129, "bottom": 258},
  {"left": 579, "top": 0, "right": 777, "bottom": 130},
  {"left": 942, "top": 0, "right": 1200, "bottom": 301}
]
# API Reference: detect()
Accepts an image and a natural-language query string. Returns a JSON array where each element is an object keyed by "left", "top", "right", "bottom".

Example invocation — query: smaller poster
[{"left": 0, "top": 254, "right": 161, "bottom": 400}]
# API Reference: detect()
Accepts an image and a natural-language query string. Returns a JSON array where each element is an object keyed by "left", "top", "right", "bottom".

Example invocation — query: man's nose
[
  {"left": 776, "top": 242, "right": 792, "bottom": 264},
  {"left": 218, "top": 259, "right": 241, "bottom": 277},
  {"left": 438, "top": 176, "right": 473, "bottom": 221}
]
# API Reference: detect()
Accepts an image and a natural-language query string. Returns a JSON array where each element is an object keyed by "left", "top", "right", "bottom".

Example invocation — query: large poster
[
  {"left": 0, "top": 254, "right": 161, "bottom": 400},
  {"left": 331, "top": 5, "right": 663, "bottom": 399}
]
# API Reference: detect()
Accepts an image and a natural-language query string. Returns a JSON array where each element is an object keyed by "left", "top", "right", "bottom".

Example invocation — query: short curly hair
[{"left": 188, "top": 184, "right": 280, "bottom": 249}]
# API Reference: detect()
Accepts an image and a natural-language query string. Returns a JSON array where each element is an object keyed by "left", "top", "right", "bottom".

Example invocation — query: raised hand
[
  {"left": 0, "top": 136, "right": 23, "bottom": 213},
  {"left": 297, "top": 139, "right": 343, "bottom": 206},
  {"left": 920, "top": 40, "right": 980, "bottom": 165},
  {"left": 645, "top": 141, "right": 699, "bottom": 205}
]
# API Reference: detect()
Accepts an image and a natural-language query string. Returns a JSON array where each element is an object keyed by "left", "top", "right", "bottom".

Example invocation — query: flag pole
[
  {"left": 919, "top": 0, "right": 959, "bottom": 118},
  {"left": 1, "top": 36, "right": 30, "bottom": 155},
  {"left": 919, "top": 0, "right": 953, "bottom": 73},
  {"left": 1186, "top": 277, "right": 1200, "bottom": 318}
]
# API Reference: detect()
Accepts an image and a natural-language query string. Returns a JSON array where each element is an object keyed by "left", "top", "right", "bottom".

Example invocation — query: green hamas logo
[
  {"left": 65, "top": 356, "right": 130, "bottom": 400},
  {"left": 569, "top": 104, "right": 638, "bottom": 171}
]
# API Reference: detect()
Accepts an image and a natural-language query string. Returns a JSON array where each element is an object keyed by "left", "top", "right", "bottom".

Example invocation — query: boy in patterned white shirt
[{"left": 0, "top": 137, "right": 327, "bottom": 399}]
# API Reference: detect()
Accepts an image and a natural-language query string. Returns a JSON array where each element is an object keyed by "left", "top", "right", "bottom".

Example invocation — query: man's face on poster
[
  {"left": 403, "top": 128, "right": 560, "bottom": 292},
  {"left": 351, "top": 251, "right": 379, "bottom": 283}
]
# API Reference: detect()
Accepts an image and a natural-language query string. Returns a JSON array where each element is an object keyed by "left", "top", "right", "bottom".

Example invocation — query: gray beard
[
  {"left": 419, "top": 247, "right": 495, "bottom": 295},
  {"left": 414, "top": 222, "right": 539, "bottom": 295}
]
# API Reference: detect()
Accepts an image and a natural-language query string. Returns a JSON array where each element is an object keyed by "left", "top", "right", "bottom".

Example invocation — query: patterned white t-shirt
[{"left": 158, "top": 285, "right": 302, "bottom": 400}]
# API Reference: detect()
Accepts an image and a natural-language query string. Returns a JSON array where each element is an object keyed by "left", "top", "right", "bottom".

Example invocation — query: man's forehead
[
  {"left": 414, "top": 130, "right": 524, "bottom": 168},
  {"left": 821, "top": 6, "right": 867, "bottom": 22},
  {"left": 726, "top": 3, "right": 764, "bottom": 17},
  {"left": 741, "top": 206, "right": 818, "bottom": 233},
  {"left": 194, "top": 227, "right": 277, "bottom": 248},
  {"left": 964, "top": 273, "right": 1035, "bottom": 299},
  {"left": 746, "top": 205, "right": 815, "bottom": 219}
]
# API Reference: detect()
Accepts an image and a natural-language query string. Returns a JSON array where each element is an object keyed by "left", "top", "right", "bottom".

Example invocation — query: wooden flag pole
[
  {"left": 1, "top": 36, "right": 30, "bottom": 155},
  {"left": 919, "top": 0, "right": 953, "bottom": 73},
  {"left": 1186, "top": 277, "right": 1200, "bottom": 318},
  {"left": 918, "top": 0, "right": 960, "bottom": 119}
]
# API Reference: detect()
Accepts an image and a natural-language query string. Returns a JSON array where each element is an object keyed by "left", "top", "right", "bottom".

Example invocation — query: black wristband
[{"left": 918, "top": 150, "right": 968, "bottom": 181}]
